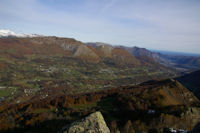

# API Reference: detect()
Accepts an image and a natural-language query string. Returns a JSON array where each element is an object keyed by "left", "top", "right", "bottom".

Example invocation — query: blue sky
[{"left": 0, "top": 0, "right": 200, "bottom": 53}]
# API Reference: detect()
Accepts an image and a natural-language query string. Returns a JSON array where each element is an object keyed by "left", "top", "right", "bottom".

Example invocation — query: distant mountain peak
[{"left": 0, "top": 29, "right": 42, "bottom": 38}]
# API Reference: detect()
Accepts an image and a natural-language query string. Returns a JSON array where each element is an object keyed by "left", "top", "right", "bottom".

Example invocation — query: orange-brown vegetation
[{"left": 0, "top": 79, "right": 199, "bottom": 132}]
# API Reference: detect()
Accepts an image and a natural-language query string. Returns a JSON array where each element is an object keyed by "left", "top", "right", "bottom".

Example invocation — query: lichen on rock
[{"left": 59, "top": 112, "right": 110, "bottom": 133}]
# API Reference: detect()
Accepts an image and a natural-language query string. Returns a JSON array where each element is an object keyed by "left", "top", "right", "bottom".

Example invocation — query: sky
[{"left": 0, "top": 0, "right": 200, "bottom": 54}]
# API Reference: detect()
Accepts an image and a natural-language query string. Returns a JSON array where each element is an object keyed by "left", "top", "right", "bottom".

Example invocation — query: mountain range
[
  {"left": 0, "top": 29, "right": 41, "bottom": 38},
  {"left": 0, "top": 30, "right": 200, "bottom": 133},
  {"left": 120, "top": 45, "right": 200, "bottom": 71},
  {"left": 1, "top": 29, "right": 199, "bottom": 71}
]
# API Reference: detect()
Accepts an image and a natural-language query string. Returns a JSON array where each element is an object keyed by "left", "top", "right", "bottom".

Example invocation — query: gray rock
[{"left": 59, "top": 112, "right": 110, "bottom": 133}]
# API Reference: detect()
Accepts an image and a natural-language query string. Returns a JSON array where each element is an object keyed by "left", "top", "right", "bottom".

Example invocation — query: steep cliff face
[{"left": 58, "top": 112, "right": 110, "bottom": 133}]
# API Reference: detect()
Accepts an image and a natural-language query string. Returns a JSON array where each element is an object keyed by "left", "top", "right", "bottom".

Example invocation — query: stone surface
[{"left": 59, "top": 112, "right": 110, "bottom": 133}]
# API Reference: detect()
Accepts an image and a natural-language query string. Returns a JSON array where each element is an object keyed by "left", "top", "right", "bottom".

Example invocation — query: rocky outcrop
[{"left": 59, "top": 112, "right": 110, "bottom": 133}]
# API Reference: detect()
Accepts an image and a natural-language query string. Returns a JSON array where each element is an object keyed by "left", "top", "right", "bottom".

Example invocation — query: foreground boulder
[{"left": 59, "top": 112, "right": 110, "bottom": 133}]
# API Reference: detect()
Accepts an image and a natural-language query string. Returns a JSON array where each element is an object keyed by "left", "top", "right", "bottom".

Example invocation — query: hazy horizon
[{"left": 0, "top": 0, "right": 200, "bottom": 54}]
